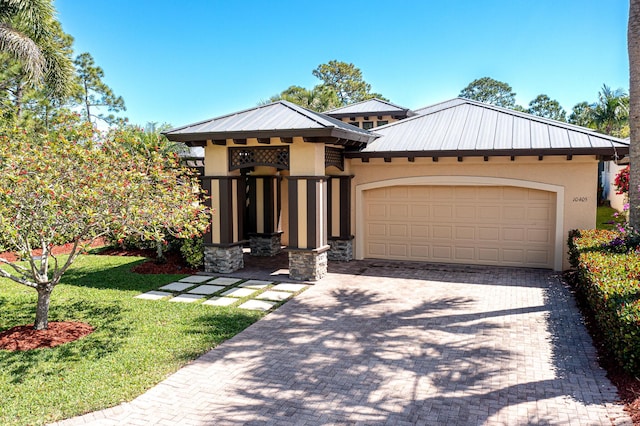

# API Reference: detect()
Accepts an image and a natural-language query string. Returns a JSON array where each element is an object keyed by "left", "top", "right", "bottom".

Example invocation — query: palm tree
[
  {"left": 629, "top": 0, "right": 640, "bottom": 229},
  {"left": 260, "top": 85, "right": 340, "bottom": 112},
  {"left": 0, "top": 0, "right": 72, "bottom": 98},
  {"left": 592, "top": 84, "right": 629, "bottom": 136}
]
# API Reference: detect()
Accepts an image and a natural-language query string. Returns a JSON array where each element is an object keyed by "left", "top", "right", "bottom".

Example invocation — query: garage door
[{"left": 363, "top": 185, "right": 555, "bottom": 268}]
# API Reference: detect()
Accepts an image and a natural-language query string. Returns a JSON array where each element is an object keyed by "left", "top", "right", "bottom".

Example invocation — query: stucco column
[
  {"left": 202, "top": 143, "right": 246, "bottom": 273},
  {"left": 327, "top": 175, "right": 354, "bottom": 261},
  {"left": 287, "top": 140, "right": 329, "bottom": 280}
]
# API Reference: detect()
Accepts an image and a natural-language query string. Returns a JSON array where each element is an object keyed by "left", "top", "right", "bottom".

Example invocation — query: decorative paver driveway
[{"left": 51, "top": 262, "right": 631, "bottom": 425}]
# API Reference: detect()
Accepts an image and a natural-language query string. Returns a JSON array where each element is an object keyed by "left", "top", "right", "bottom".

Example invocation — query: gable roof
[
  {"left": 323, "top": 98, "right": 415, "bottom": 118},
  {"left": 349, "top": 98, "right": 629, "bottom": 159},
  {"left": 163, "top": 100, "right": 377, "bottom": 144}
]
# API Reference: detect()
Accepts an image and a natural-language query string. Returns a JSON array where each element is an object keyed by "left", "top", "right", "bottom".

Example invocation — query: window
[
  {"left": 376, "top": 120, "right": 388, "bottom": 127},
  {"left": 349, "top": 121, "right": 360, "bottom": 128},
  {"left": 362, "top": 121, "right": 374, "bottom": 130}
]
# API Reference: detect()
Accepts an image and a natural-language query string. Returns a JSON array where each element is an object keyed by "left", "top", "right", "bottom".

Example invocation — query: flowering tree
[
  {"left": 0, "top": 116, "right": 210, "bottom": 329},
  {"left": 614, "top": 165, "right": 630, "bottom": 196}
]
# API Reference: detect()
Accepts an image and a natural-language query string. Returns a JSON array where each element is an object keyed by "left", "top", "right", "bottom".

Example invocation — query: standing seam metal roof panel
[
  {"left": 511, "top": 116, "right": 531, "bottom": 149},
  {"left": 548, "top": 126, "right": 571, "bottom": 149},
  {"left": 493, "top": 112, "right": 514, "bottom": 150},
  {"left": 457, "top": 105, "right": 484, "bottom": 150},
  {"left": 475, "top": 108, "right": 499, "bottom": 150},
  {"left": 165, "top": 101, "right": 374, "bottom": 138},
  {"left": 530, "top": 121, "right": 551, "bottom": 149},
  {"left": 323, "top": 98, "right": 411, "bottom": 115}
]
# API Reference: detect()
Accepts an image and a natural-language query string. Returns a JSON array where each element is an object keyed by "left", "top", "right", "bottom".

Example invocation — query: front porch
[{"left": 164, "top": 101, "right": 375, "bottom": 281}]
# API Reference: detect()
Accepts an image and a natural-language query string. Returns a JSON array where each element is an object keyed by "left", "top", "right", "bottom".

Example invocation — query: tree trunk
[
  {"left": 155, "top": 241, "right": 166, "bottom": 264},
  {"left": 629, "top": 0, "right": 640, "bottom": 229},
  {"left": 34, "top": 287, "right": 52, "bottom": 330}
]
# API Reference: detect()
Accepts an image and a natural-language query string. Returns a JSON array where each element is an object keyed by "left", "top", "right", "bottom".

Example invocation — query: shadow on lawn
[
  {"left": 0, "top": 298, "right": 130, "bottom": 384},
  {"left": 59, "top": 257, "right": 183, "bottom": 292}
]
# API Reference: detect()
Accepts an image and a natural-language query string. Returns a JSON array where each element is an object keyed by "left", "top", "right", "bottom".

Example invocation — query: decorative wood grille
[
  {"left": 325, "top": 147, "right": 344, "bottom": 171},
  {"left": 229, "top": 146, "right": 289, "bottom": 171}
]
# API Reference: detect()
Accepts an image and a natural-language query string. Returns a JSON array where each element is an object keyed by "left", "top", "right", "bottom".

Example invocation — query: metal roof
[
  {"left": 163, "top": 100, "right": 377, "bottom": 144},
  {"left": 323, "top": 98, "right": 414, "bottom": 118},
  {"left": 350, "top": 98, "right": 629, "bottom": 159}
]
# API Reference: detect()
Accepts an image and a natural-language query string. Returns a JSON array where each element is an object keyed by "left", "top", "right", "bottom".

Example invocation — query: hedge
[{"left": 568, "top": 229, "right": 640, "bottom": 374}]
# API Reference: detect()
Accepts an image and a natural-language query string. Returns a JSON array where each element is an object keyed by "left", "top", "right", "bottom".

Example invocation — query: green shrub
[
  {"left": 569, "top": 229, "right": 640, "bottom": 374},
  {"left": 179, "top": 236, "right": 204, "bottom": 268}
]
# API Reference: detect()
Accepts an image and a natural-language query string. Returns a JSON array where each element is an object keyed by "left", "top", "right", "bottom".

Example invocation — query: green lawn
[
  {"left": 0, "top": 255, "right": 264, "bottom": 425},
  {"left": 596, "top": 205, "right": 622, "bottom": 230}
]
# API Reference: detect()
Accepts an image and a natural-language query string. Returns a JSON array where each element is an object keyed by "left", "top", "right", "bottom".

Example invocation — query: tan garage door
[{"left": 363, "top": 185, "right": 555, "bottom": 268}]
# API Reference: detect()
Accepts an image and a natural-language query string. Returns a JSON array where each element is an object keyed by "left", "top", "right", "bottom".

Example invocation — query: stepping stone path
[
  {"left": 256, "top": 290, "right": 292, "bottom": 302},
  {"left": 135, "top": 275, "right": 309, "bottom": 312}
]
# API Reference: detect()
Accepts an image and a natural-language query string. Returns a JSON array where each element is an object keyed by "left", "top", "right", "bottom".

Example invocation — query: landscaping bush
[
  {"left": 108, "top": 233, "right": 204, "bottom": 268},
  {"left": 179, "top": 236, "right": 204, "bottom": 268},
  {"left": 569, "top": 229, "right": 640, "bottom": 374}
]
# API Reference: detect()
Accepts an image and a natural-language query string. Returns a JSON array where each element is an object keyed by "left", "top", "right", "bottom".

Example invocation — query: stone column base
[
  {"left": 250, "top": 233, "right": 282, "bottom": 257},
  {"left": 328, "top": 238, "right": 353, "bottom": 261},
  {"left": 204, "top": 245, "right": 244, "bottom": 274},
  {"left": 288, "top": 248, "right": 328, "bottom": 281}
]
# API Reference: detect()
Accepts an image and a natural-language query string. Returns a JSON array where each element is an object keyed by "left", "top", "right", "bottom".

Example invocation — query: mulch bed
[
  {"left": 0, "top": 322, "right": 94, "bottom": 351},
  {"left": 0, "top": 238, "right": 107, "bottom": 263},
  {"left": 98, "top": 247, "right": 200, "bottom": 275},
  {"left": 564, "top": 271, "right": 640, "bottom": 424}
]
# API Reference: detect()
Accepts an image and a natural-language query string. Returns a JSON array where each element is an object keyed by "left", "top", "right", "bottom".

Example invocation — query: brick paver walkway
[{"left": 51, "top": 261, "right": 631, "bottom": 425}]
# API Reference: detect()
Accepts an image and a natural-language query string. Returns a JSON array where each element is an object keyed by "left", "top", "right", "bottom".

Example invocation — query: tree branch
[{"left": 0, "top": 258, "right": 37, "bottom": 288}]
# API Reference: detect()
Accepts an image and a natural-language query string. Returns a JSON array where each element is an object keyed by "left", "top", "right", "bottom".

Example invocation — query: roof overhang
[
  {"left": 346, "top": 146, "right": 629, "bottom": 160},
  {"left": 163, "top": 127, "right": 378, "bottom": 146}
]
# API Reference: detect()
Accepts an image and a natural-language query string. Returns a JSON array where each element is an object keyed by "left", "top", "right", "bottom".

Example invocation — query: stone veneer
[
  {"left": 288, "top": 250, "right": 328, "bottom": 281},
  {"left": 328, "top": 238, "right": 353, "bottom": 261},
  {"left": 250, "top": 233, "right": 282, "bottom": 257},
  {"left": 204, "top": 245, "right": 244, "bottom": 273}
]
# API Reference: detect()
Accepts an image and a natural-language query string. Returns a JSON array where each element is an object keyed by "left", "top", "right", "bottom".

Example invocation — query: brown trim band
[
  {"left": 285, "top": 176, "right": 329, "bottom": 181},
  {"left": 339, "top": 176, "right": 351, "bottom": 238},
  {"left": 307, "top": 180, "right": 317, "bottom": 249},
  {"left": 345, "top": 147, "right": 629, "bottom": 159},
  {"left": 218, "top": 179, "right": 233, "bottom": 244},
  {"left": 288, "top": 179, "right": 298, "bottom": 248},
  {"left": 165, "top": 128, "right": 374, "bottom": 144},
  {"left": 201, "top": 178, "right": 213, "bottom": 245}
]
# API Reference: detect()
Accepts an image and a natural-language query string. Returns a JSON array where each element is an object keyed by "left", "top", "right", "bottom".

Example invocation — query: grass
[
  {"left": 596, "top": 205, "right": 621, "bottom": 230},
  {"left": 0, "top": 254, "right": 265, "bottom": 425}
]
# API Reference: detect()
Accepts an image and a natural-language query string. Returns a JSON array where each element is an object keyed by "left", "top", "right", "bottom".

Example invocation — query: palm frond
[
  {"left": 0, "top": 0, "right": 55, "bottom": 42},
  {"left": 0, "top": 22, "right": 44, "bottom": 82}
]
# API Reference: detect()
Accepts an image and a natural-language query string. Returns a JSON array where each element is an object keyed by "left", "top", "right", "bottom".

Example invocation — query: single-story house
[{"left": 164, "top": 97, "right": 629, "bottom": 280}]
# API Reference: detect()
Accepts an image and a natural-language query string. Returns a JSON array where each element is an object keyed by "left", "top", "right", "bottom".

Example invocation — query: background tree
[
  {"left": 261, "top": 85, "right": 340, "bottom": 112},
  {"left": 73, "top": 52, "right": 125, "bottom": 125},
  {"left": 0, "top": 0, "right": 72, "bottom": 99},
  {"left": 459, "top": 77, "right": 516, "bottom": 108},
  {"left": 629, "top": 0, "right": 640, "bottom": 229},
  {"left": 568, "top": 101, "right": 594, "bottom": 127},
  {"left": 312, "top": 60, "right": 386, "bottom": 106},
  {"left": 0, "top": 116, "right": 210, "bottom": 330},
  {"left": 527, "top": 94, "right": 567, "bottom": 121}
]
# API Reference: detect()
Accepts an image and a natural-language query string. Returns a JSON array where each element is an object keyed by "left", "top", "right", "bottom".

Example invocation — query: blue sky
[{"left": 54, "top": 0, "right": 629, "bottom": 128}]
